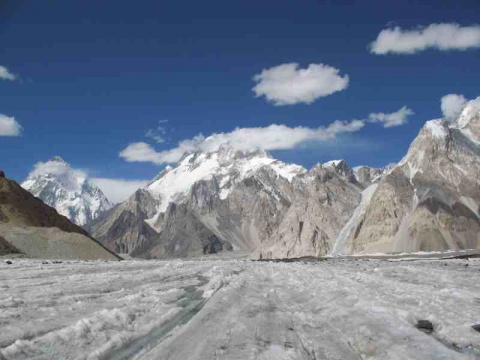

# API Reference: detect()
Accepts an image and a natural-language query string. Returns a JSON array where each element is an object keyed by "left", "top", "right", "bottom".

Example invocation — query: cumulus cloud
[
  {"left": 368, "top": 106, "right": 414, "bottom": 128},
  {"left": 120, "top": 120, "right": 365, "bottom": 165},
  {"left": 27, "top": 158, "right": 147, "bottom": 203},
  {"left": 90, "top": 178, "right": 149, "bottom": 203},
  {"left": 0, "top": 114, "right": 23, "bottom": 136},
  {"left": 0, "top": 65, "right": 18, "bottom": 81},
  {"left": 145, "top": 120, "right": 168, "bottom": 143},
  {"left": 370, "top": 23, "right": 480, "bottom": 54},
  {"left": 441, "top": 94, "right": 467, "bottom": 120},
  {"left": 252, "top": 63, "right": 349, "bottom": 105},
  {"left": 28, "top": 158, "right": 85, "bottom": 192},
  {"left": 120, "top": 105, "right": 414, "bottom": 165}
]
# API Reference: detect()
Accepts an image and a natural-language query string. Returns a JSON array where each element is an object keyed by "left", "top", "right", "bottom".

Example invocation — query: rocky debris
[
  {"left": 416, "top": 320, "right": 434, "bottom": 334},
  {"left": 5, "top": 260, "right": 12, "bottom": 265}
]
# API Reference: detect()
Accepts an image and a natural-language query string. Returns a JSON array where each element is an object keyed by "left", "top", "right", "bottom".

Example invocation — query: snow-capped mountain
[
  {"left": 334, "top": 97, "right": 480, "bottom": 255},
  {"left": 22, "top": 157, "right": 113, "bottom": 226},
  {"left": 91, "top": 97, "right": 480, "bottom": 259},
  {"left": 144, "top": 145, "right": 306, "bottom": 225},
  {"left": 91, "top": 145, "right": 363, "bottom": 258}
]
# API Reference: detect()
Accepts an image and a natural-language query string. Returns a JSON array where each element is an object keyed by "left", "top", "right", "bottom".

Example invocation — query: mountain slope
[
  {"left": 92, "top": 98, "right": 480, "bottom": 259},
  {"left": 91, "top": 146, "right": 362, "bottom": 258},
  {"left": 337, "top": 97, "right": 480, "bottom": 255},
  {"left": 22, "top": 157, "right": 112, "bottom": 226},
  {"left": 0, "top": 171, "right": 120, "bottom": 260}
]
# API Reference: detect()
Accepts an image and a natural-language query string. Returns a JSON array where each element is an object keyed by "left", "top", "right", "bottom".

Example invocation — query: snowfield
[{"left": 1, "top": 258, "right": 480, "bottom": 360}]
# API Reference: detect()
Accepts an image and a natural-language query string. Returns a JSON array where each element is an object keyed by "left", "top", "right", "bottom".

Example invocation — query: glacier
[{"left": 1, "top": 257, "right": 479, "bottom": 360}]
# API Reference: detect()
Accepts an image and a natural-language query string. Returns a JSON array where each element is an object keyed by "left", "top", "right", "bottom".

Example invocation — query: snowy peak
[
  {"left": 180, "top": 145, "right": 272, "bottom": 168},
  {"left": 408, "top": 97, "right": 480, "bottom": 166},
  {"left": 420, "top": 98, "right": 480, "bottom": 144},
  {"left": 22, "top": 157, "right": 113, "bottom": 226},
  {"left": 146, "top": 145, "right": 305, "bottom": 214},
  {"left": 454, "top": 97, "right": 480, "bottom": 129},
  {"left": 353, "top": 165, "right": 384, "bottom": 185},
  {"left": 322, "top": 159, "right": 356, "bottom": 183},
  {"left": 49, "top": 156, "right": 68, "bottom": 165},
  {"left": 424, "top": 119, "right": 450, "bottom": 139},
  {"left": 453, "top": 97, "right": 480, "bottom": 144}
]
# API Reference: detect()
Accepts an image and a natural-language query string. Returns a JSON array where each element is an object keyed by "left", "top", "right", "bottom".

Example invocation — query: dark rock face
[
  {"left": 0, "top": 175, "right": 120, "bottom": 260},
  {"left": 416, "top": 320, "right": 434, "bottom": 334},
  {"left": 472, "top": 324, "right": 480, "bottom": 333},
  {"left": 0, "top": 235, "right": 20, "bottom": 255},
  {"left": 0, "top": 170, "right": 4, "bottom": 178},
  {"left": 89, "top": 189, "right": 160, "bottom": 253},
  {"left": 130, "top": 203, "right": 233, "bottom": 259},
  {"left": 0, "top": 176, "right": 89, "bottom": 235}
]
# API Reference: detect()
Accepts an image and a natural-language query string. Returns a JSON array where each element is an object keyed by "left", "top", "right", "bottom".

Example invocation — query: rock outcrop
[
  {"left": 0, "top": 174, "right": 120, "bottom": 260},
  {"left": 338, "top": 98, "right": 480, "bottom": 255},
  {"left": 91, "top": 97, "right": 480, "bottom": 259},
  {"left": 91, "top": 146, "right": 362, "bottom": 259}
]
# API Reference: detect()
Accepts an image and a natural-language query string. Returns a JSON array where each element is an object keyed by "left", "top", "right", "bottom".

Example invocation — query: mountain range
[{"left": 20, "top": 97, "right": 480, "bottom": 259}]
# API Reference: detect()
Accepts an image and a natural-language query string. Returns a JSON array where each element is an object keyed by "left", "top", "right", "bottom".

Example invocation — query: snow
[
  {"left": 425, "top": 119, "right": 448, "bottom": 139},
  {"left": 450, "top": 98, "right": 480, "bottom": 144},
  {"left": 269, "top": 161, "right": 305, "bottom": 181},
  {"left": 459, "top": 128, "right": 480, "bottom": 145},
  {"left": 329, "top": 184, "right": 378, "bottom": 256},
  {"left": 323, "top": 159, "right": 344, "bottom": 167},
  {"left": 455, "top": 97, "right": 480, "bottom": 129},
  {"left": 147, "top": 154, "right": 221, "bottom": 213},
  {"left": 1, "top": 258, "right": 479, "bottom": 359},
  {"left": 146, "top": 148, "right": 305, "bottom": 214},
  {"left": 21, "top": 159, "right": 112, "bottom": 226}
]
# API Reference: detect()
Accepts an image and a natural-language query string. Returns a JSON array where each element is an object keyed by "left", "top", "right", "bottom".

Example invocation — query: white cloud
[
  {"left": 370, "top": 23, "right": 480, "bottom": 54},
  {"left": 28, "top": 158, "right": 147, "bottom": 203},
  {"left": 441, "top": 94, "right": 467, "bottom": 120},
  {"left": 145, "top": 120, "right": 168, "bottom": 143},
  {"left": 0, "top": 114, "right": 23, "bottom": 136},
  {"left": 120, "top": 120, "right": 365, "bottom": 165},
  {"left": 90, "top": 178, "right": 149, "bottom": 204},
  {"left": 368, "top": 106, "right": 414, "bottom": 128},
  {"left": 252, "top": 63, "right": 349, "bottom": 105},
  {"left": 28, "top": 158, "right": 85, "bottom": 193},
  {"left": 0, "top": 65, "right": 17, "bottom": 81}
]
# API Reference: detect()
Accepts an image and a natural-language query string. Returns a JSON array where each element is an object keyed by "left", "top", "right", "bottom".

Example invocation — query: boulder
[{"left": 416, "top": 320, "right": 434, "bottom": 334}]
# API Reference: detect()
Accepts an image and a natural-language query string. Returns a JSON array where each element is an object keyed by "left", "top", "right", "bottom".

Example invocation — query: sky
[{"left": 0, "top": 0, "right": 479, "bottom": 202}]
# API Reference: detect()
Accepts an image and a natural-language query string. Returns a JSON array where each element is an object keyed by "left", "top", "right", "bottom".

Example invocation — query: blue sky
[{"left": 0, "top": 0, "right": 479, "bottom": 198}]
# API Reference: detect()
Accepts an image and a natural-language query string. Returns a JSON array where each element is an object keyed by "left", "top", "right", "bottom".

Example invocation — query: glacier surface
[{"left": 1, "top": 258, "right": 479, "bottom": 359}]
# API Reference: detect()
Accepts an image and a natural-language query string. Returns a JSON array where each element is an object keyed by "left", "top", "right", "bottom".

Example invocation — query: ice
[{"left": 1, "top": 258, "right": 479, "bottom": 359}]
